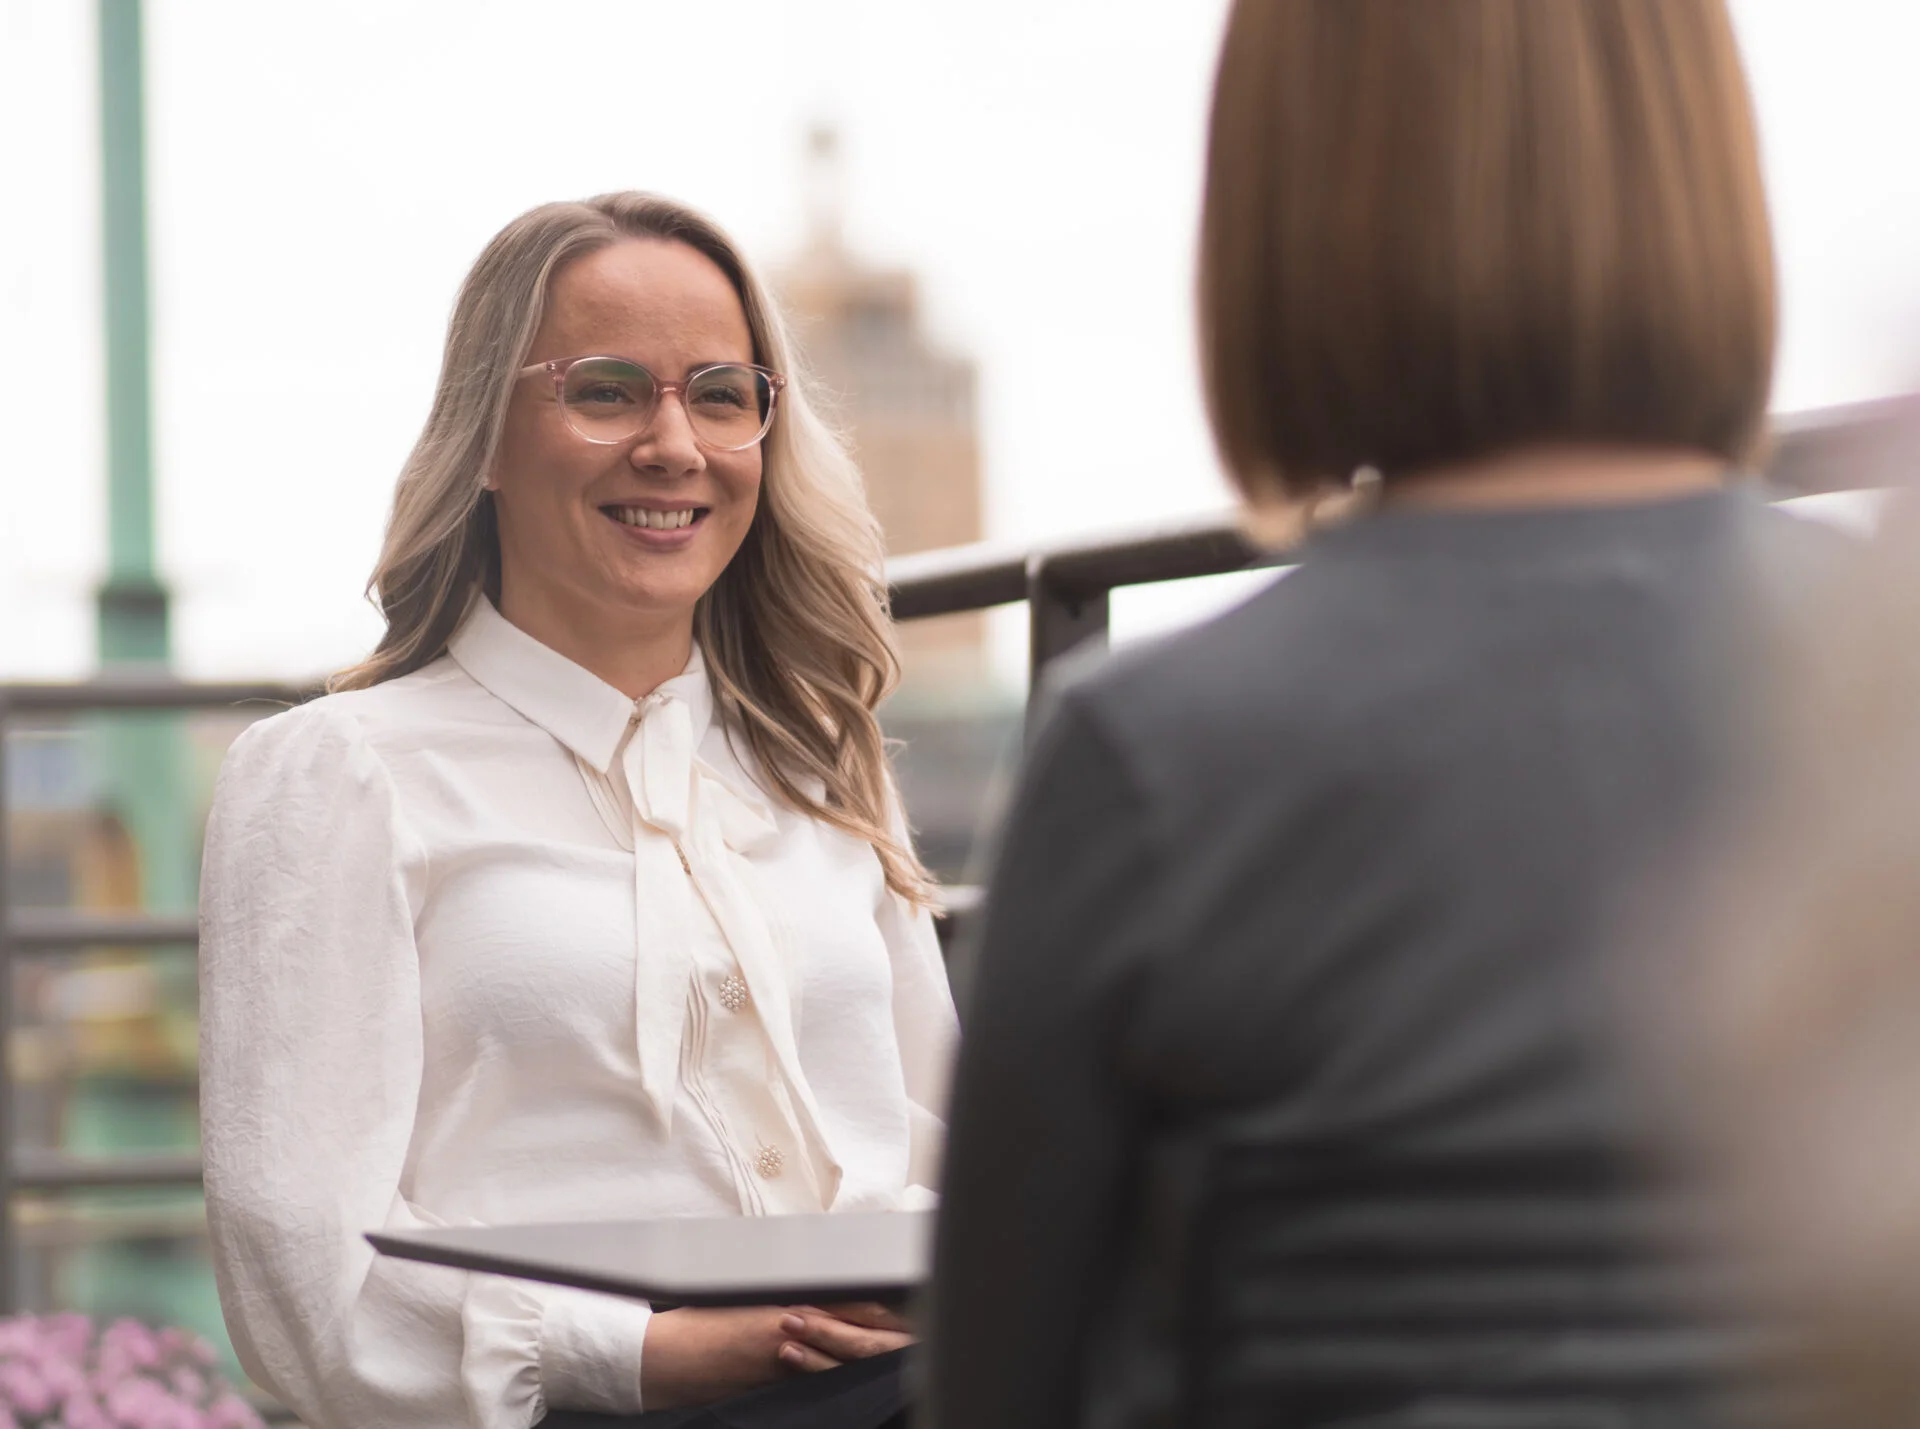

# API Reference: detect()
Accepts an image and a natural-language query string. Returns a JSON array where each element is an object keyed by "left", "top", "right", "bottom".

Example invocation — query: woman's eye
[
  {"left": 576, "top": 384, "right": 637, "bottom": 406},
  {"left": 694, "top": 385, "right": 750, "bottom": 409}
]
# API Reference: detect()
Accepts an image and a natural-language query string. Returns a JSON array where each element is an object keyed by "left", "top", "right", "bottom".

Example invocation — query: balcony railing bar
[
  {"left": 8, "top": 912, "right": 201, "bottom": 950},
  {"left": 886, "top": 509, "right": 1281, "bottom": 622},
  {"left": 1, "top": 680, "right": 311, "bottom": 714},
  {"left": 12, "top": 1151, "right": 203, "bottom": 1192}
]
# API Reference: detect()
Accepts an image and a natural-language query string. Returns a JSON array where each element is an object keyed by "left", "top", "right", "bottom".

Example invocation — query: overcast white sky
[{"left": 2, "top": 0, "right": 1918, "bottom": 684}]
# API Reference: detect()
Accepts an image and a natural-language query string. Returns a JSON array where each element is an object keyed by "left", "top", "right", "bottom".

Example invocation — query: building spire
[{"left": 804, "top": 122, "right": 846, "bottom": 253}]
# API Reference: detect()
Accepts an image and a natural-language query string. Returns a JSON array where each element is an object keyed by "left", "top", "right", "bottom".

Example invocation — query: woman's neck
[
  {"left": 496, "top": 585, "right": 694, "bottom": 701},
  {"left": 1382, "top": 444, "right": 1728, "bottom": 511}
]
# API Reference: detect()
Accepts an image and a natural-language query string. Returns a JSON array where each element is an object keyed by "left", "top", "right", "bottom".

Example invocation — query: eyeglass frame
[{"left": 516, "top": 355, "right": 788, "bottom": 452}]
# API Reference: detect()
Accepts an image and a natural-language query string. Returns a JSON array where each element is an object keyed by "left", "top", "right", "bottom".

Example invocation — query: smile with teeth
[{"left": 606, "top": 506, "right": 703, "bottom": 531}]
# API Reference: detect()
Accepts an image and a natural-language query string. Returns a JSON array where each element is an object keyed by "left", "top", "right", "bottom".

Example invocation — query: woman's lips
[
  {"left": 602, "top": 503, "right": 708, "bottom": 532},
  {"left": 600, "top": 504, "right": 709, "bottom": 548}
]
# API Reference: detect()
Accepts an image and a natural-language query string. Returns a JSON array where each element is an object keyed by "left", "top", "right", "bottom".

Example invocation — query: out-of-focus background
[{"left": 1, "top": 0, "right": 1918, "bottom": 1407}]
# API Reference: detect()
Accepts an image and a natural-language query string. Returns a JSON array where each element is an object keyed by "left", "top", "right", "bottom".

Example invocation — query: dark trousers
[{"left": 539, "top": 1348, "right": 910, "bottom": 1429}]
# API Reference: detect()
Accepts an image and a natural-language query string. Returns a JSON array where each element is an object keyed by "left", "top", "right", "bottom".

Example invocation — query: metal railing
[
  {"left": 0, "top": 679, "right": 308, "bottom": 1309},
  {"left": 0, "top": 407, "right": 1893, "bottom": 1315},
  {"left": 890, "top": 507, "right": 1286, "bottom": 692}
]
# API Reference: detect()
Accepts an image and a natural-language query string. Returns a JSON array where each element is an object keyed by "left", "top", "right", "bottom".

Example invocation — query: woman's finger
[
  {"left": 776, "top": 1338, "right": 842, "bottom": 1374},
  {"left": 814, "top": 1301, "right": 912, "bottom": 1334},
  {"left": 780, "top": 1311, "right": 913, "bottom": 1362}
]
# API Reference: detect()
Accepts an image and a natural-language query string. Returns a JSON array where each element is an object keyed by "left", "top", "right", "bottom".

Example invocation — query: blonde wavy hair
[{"left": 332, "top": 191, "right": 933, "bottom": 905}]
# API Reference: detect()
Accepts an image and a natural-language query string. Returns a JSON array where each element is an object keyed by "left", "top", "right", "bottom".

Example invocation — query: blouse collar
[{"left": 446, "top": 596, "right": 714, "bottom": 774}]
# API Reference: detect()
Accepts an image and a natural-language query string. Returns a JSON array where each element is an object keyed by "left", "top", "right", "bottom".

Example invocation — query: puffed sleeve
[
  {"left": 876, "top": 795, "right": 959, "bottom": 1203},
  {"left": 199, "top": 700, "right": 654, "bottom": 1429}
]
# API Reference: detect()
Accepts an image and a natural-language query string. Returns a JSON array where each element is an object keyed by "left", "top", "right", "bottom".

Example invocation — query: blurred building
[
  {"left": 777, "top": 126, "right": 989, "bottom": 691},
  {"left": 776, "top": 128, "right": 1019, "bottom": 880}
]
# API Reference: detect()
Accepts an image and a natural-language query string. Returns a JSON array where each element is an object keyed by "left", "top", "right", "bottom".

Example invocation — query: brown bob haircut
[{"left": 1200, "top": 0, "right": 1775, "bottom": 501}]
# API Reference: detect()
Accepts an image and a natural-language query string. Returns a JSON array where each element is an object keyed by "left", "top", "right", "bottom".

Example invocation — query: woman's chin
[{"left": 595, "top": 576, "right": 707, "bottom": 625}]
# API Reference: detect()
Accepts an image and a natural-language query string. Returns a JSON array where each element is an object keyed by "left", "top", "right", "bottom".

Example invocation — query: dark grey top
[{"left": 926, "top": 489, "right": 1820, "bottom": 1429}]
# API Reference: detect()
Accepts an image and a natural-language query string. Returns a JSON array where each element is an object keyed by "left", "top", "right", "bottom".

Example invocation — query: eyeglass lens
[{"left": 559, "top": 359, "right": 773, "bottom": 450}]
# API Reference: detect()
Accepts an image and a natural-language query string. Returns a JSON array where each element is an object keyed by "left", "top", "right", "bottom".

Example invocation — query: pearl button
[
  {"left": 718, "top": 974, "right": 750, "bottom": 1013},
  {"left": 754, "top": 1144, "right": 785, "bottom": 1180}
]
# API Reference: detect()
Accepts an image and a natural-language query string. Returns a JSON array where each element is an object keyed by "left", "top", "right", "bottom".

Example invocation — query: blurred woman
[
  {"left": 198, "top": 193, "right": 954, "bottom": 1429},
  {"left": 927, "top": 3, "right": 1810, "bottom": 1425}
]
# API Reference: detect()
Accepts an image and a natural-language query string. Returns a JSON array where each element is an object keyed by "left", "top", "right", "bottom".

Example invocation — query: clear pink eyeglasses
[{"left": 517, "top": 355, "right": 787, "bottom": 452}]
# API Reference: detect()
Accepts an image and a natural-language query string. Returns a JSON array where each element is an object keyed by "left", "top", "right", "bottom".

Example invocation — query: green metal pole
[
  {"left": 82, "top": 0, "right": 226, "bottom": 1353},
  {"left": 99, "top": 0, "right": 164, "bottom": 659},
  {"left": 95, "top": 0, "right": 191, "bottom": 913}
]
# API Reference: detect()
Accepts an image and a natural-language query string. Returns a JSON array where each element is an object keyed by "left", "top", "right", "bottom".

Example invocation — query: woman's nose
[{"left": 629, "top": 390, "right": 706, "bottom": 475}]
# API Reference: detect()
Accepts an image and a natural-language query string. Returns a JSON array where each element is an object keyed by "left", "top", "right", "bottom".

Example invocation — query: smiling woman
[
  {"left": 193, "top": 193, "right": 954, "bottom": 1429},
  {"left": 334, "top": 195, "right": 927, "bottom": 904},
  {"left": 486, "top": 239, "right": 773, "bottom": 699}
]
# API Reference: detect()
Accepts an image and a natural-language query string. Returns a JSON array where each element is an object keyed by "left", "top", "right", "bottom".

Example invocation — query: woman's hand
[
  {"left": 639, "top": 1303, "right": 912, "bottom": 1409},
  {"left": 773, "top": 1302, "right": 914, "bottom": 1372},
  {"left": 640, "top": 1306, "right": 799, "bottom": 1409}
]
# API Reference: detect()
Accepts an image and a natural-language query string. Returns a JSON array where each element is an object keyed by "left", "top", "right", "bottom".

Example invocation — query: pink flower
[
  {"left": 42, "top": 1316, "right": 91, "bottom": 1366},
  {"left": 0, "top": 1321, "right": 40, "bottom": 1358},
  {"left": 107, "top": 1372, "right": 203, "bottom": 1429},
  {"left": 58, "top": 1389, "right": 111, "bottom": 1429},
  {"left": 165, "top": 1364, "right": 207, "bottom": 1404},
  {"left": 0, "top": 1359, "right": 54, "bottom": 1416},
  {"left": 154, "top": 1329, "right": 217, "bottom": 1372},
  {"left": 97, "top": 1319, "right": 164, "bottom": 1384},
  {"left": 0, "top": 1312, "right": 260, "bottom": 1427},
  {"left": 39, "top": 1354, "right": 85, "bottom": 1401}
]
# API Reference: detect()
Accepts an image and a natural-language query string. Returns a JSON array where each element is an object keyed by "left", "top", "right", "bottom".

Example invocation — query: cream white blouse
[{"left": 197, "top": 597, "right": 957, "bottom": 1429}]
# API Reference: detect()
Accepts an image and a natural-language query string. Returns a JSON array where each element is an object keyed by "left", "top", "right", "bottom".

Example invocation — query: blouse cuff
[
  {"left": 462, "top": 1274, "right": 652, "bottom": 1425},
  {"left": 540, "top": 1285, "right": 654, "bottom": 1413}
]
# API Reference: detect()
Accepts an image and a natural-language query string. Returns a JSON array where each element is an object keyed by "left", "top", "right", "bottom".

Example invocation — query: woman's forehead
[{"left": 541, "top": 238, "right": 752, "bottom": 357}]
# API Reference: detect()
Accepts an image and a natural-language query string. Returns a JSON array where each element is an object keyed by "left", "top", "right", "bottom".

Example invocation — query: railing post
[
  {"left": 1025, "top": 555, "right": 1109, "bottom": 724},
  {"left": 0, "top": 693, "right": 17, "bottom": 1313}
]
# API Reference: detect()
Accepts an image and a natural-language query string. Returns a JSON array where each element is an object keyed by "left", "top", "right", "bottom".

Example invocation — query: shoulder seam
[{"left": 307, "top": 700, "right": 435, "bottom": 891}]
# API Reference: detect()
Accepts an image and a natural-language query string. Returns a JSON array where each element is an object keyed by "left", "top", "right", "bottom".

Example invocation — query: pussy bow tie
[{"left": 603, "top": 689, "right": 843, "bottom": 1204}]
